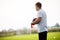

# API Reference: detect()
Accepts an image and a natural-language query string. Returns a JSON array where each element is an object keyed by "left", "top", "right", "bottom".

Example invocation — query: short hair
[{"left": 35, "top": 2, "right": 42, "bottom": 8}]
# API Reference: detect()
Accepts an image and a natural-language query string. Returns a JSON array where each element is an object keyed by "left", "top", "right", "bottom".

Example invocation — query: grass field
[{"left": 0, "top": 32, "right": 60, "bottom": 40}]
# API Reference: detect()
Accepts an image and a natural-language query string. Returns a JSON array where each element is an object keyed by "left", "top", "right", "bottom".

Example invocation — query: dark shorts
[{"left": 38, "top": 31, "right": 47, "bottom": 40}]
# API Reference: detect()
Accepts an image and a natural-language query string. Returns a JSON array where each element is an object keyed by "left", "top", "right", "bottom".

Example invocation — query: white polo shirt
[{"left": 37, "top": 9, "right": 48, "bottom": 33}]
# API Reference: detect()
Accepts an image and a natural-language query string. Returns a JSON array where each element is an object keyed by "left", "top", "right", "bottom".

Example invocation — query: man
[{"left": 31, "top": 2, "right": 48, "bottom": 40}]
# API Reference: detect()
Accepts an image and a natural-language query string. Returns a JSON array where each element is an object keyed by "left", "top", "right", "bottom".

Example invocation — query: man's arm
[{"left": 31, "top": 17, "right": 42, "bottom": 25}]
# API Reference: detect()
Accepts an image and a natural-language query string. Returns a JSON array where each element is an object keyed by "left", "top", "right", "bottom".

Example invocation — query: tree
[{"left": 54, "top": 23, "right": 60, "bottom": 27}]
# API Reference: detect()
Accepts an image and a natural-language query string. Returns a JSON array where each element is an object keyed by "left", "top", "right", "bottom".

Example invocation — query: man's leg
[{"left": 38, "top": 31, "right": 47, "bottom": 40}]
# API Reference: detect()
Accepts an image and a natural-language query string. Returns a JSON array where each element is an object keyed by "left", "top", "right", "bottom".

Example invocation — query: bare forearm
[
  {"left": 32, "top": 20, "right": 40, "bottom": 24},
  {"left": 32, "top": 17, "right": 41, "bottom": 25}
]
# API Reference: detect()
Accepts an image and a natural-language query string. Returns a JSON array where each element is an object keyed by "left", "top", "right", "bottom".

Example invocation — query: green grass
[{"left": 0, "top": 32, "right": 60, "bottom": 40}]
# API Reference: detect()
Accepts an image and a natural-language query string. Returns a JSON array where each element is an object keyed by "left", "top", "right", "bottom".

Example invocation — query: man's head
[{"left": 35, "top": 2, "right": 42, "bottom": 11}]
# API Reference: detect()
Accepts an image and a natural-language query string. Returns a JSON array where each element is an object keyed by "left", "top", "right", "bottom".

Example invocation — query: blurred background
[{"left": 0, "top": 0, "right": 60, "bottom": 40}]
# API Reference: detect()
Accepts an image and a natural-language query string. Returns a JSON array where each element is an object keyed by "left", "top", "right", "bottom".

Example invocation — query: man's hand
[
  {"left": 31, "top": 18, "right": 37, "bottom": 25},
  {"left": 31, "top": 17, "right": 41, "bottom": 28},
  {"left": 31, "top": 22, "right": 35, "bottom": 28},
  {"left": 31, "top": 22, "right": 35, "bottom": 25}
]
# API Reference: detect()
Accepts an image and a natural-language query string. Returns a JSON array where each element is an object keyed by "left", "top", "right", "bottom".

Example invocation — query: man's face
[{"left": 35, "top": 5, "right": 40, "bottom": 11}]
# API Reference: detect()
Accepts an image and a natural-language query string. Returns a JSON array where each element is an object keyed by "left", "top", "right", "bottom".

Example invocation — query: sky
[{"left": 0, "top": 0, "right": 60, "bottom": 31}]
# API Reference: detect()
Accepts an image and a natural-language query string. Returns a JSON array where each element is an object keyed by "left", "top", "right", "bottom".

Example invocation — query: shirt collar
[{"left": 38, "top": 9, "right": 42, "bottom": 12}]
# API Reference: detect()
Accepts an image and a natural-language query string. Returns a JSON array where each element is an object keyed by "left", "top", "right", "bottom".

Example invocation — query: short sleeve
[{"left": 37, "top": 12, "right": 42, "bottom": 18}]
